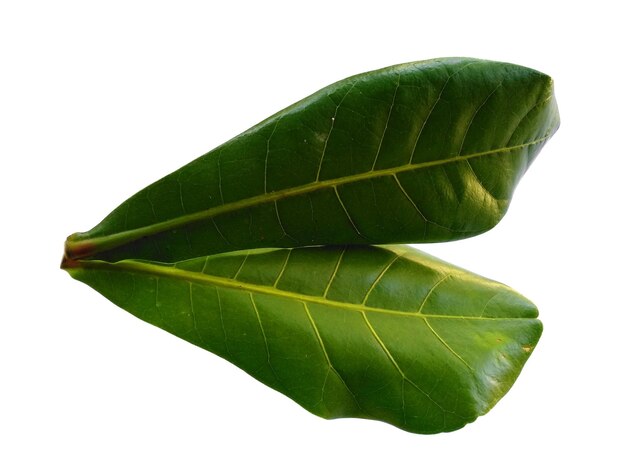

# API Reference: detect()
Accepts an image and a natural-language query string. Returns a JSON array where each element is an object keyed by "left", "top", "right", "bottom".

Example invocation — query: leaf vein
[
  {"left": 315, "top": 82, "right": 356, "bottom": 182},
  {"left": 362, "top": 254, "right": 400, "bottom": 305},
  {"left": 409, "top": 61, "right": 478, "bottom": 163},
  {"left": 273, "top": 249, "right": 292, "bottom": 288},
  {"left": 465, "top": 159, "right": 498, "bottom": 202},
  {"left": 334, "top": 186, "right": 370, "bottom": 241},
  {"left": 421, "top": 317, "right": 474, "bottom": 371},
  {"left": 458, "top": 82, "right": 503, "bottom": 155},
  {"left": 323, "top": 247, "right": 346, "bottom": 298},
  {"left": 370, "top": 74, "right": 400, "bottom": 171},
  {"left": 249, "top": 293, "right": 280, "bottom": 381},
  {"left": 77, "top": 258, "right": 531, "bottom": 322},
  {"left": 360, "top": 311, "right": 446, "bottom": 413},
  {"left": 303, "top": 302, "right": 362, "bottom": 411}
]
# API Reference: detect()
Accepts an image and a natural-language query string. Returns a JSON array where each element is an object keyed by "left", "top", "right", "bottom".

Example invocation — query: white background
[{"left": 2, "top": 1, "right": 624, "bottom": 468}]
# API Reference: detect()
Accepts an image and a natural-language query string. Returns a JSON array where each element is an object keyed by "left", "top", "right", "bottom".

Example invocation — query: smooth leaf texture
[
  {"left": 65, "top": 245, "right": 541, "bottom": 434},
  {"left": 65, "top": 58, "right": 559, "bottom": 263}
]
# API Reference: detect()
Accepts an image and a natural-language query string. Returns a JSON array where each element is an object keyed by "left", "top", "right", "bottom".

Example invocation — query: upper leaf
[
  {"left": 65, "top": 245, "right": 542, "bottom": 434},
  {"left": 65, "top": 58, "right": 559, "bottom": 262}
]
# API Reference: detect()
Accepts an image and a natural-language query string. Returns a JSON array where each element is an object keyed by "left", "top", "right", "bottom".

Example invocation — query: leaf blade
[
  {"left": 65, "top": 57, "right": 559, "bottom": 262},
  {"left": 66, "top": 245, "right": 542, "bottom": 433}
]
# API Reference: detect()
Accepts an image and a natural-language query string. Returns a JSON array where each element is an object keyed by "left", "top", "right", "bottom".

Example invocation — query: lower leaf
[{"left": 63, "top": 245, "right": 541, "bottom": 434}]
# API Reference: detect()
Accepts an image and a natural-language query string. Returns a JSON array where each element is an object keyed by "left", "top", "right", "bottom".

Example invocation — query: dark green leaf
[
  {"left": 65, "top": 58, "right": 559, "bottom": 263},
  {"left": 65, "top": 245, "right": 541, "bottom": 434}
]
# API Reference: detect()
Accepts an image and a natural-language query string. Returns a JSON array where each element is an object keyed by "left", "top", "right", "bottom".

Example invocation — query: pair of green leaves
[{"left": 63, "top": 57, "right": 559, "bottom": 434}]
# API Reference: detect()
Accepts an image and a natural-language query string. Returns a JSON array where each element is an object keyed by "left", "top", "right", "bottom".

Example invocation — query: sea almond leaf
[
  {"left": 64, "top": 245, "right": 542, "bottom": 434},
  {"left": 64, "top": 58, "right": 559, "bottom": 263}
]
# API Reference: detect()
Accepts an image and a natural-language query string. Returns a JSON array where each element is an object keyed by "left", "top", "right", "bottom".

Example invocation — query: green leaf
[
  {"left": 64, "top": 245, "right": 541, "bottom": 434},
  {"left": 65, "top": 58, "right": 559, "bottom": 263}
]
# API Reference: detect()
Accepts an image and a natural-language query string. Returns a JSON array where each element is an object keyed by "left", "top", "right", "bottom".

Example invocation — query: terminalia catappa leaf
[
  {"left": 65, "top": 245, "right": 542, "bottom": 434},
  {"left": 64, "top": 57, "right": 559, "bottom": 262},
  {"left": 63, "top": 58, "right": 558, "bottom": 434}
]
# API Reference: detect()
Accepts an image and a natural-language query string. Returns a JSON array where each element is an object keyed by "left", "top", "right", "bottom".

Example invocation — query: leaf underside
[
  {"left": 63, "top": 58, "right": 556, "bottom": 434},
  {"left": 67, "top": 245, "right": 541, "bottom": 434}
]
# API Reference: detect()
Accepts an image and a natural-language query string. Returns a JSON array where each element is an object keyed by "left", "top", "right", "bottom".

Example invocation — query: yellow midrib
[
  {"left": 66, "top": 133, "right": 552, "bottom": 258},
  {"left": 72, "top": 258, "right": 534, "bottom": 322}
]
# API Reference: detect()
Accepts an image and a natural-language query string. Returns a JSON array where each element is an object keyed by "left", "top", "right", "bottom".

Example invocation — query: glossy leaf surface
[
  {"left": 65, "top": 58, "right": 559, "bottom": 263},
  {"left": 65, "top": 245, "right": 541, "bottom": 434}
]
